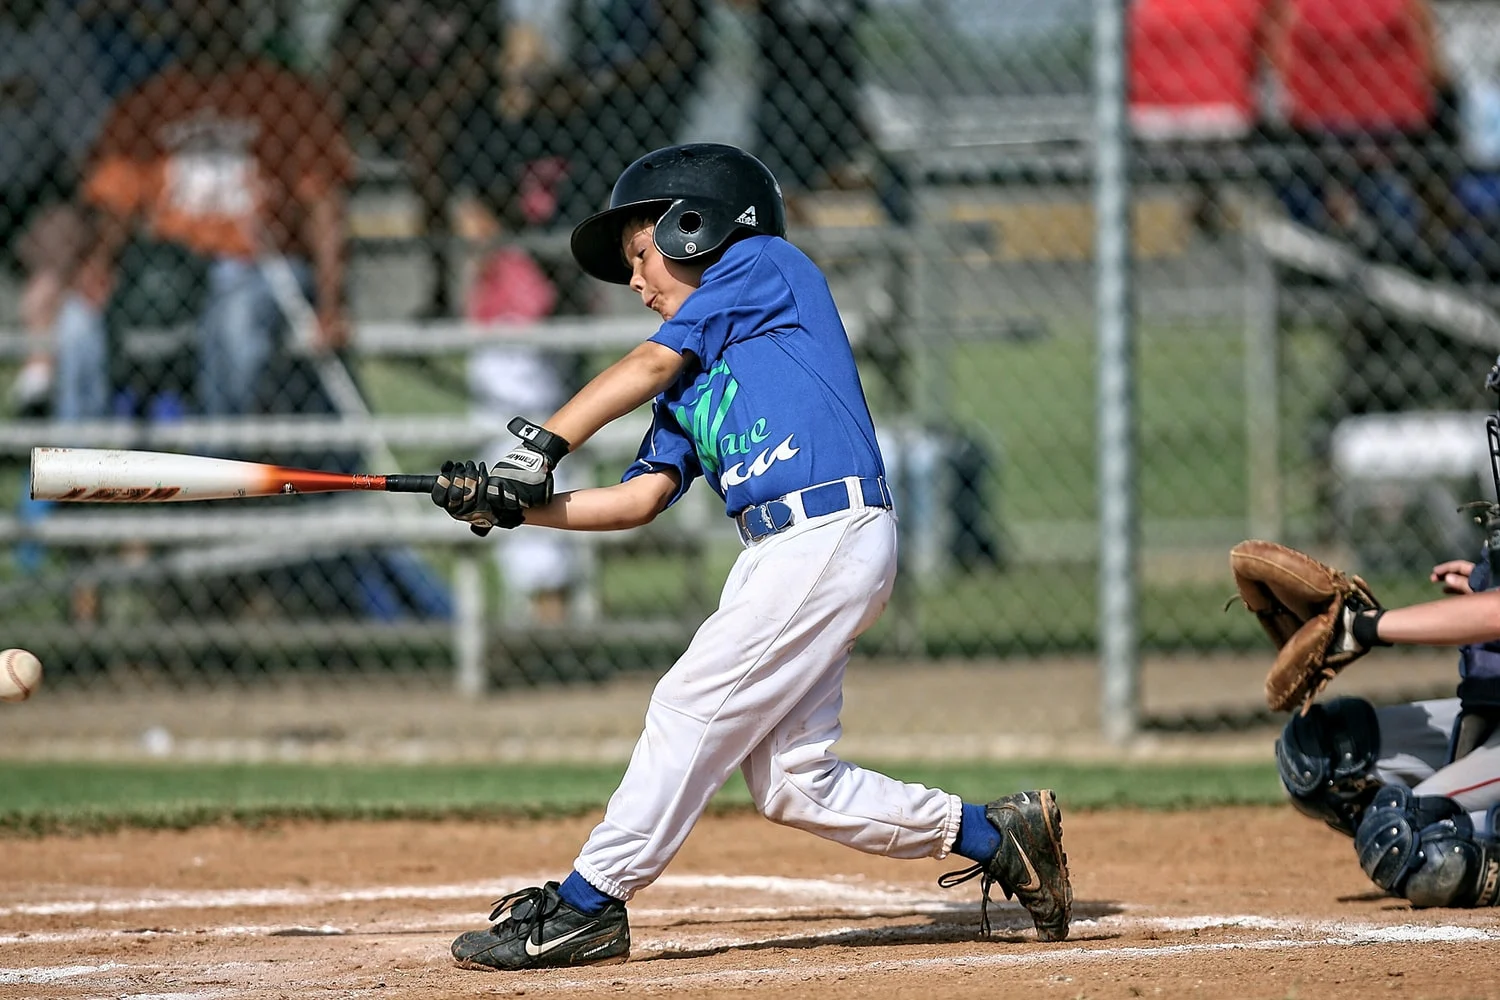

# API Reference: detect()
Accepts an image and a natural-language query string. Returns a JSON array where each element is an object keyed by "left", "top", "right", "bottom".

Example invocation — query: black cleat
[
  {"left": 451, "top": 881, "right": 630, "bottom": 971},
  {"left": 939, "top": 789, "right": 1073, "bottom": 941}
]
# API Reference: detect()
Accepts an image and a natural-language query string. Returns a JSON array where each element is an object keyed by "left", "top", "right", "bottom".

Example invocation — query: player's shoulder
[
  {"left": 739, "top": 234, "right": 816, "bottom": 266},
  {"left": 719, "top": 234, "right": 826, "bottom": 286}
]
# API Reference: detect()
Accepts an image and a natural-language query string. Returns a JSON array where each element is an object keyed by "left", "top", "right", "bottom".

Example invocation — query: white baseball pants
[
  {"left": 573, "top": 506, "right": 962, "bottom": 902},
  {"left": 1376, "top": 698, "right": 1500, "bottom": 823}
]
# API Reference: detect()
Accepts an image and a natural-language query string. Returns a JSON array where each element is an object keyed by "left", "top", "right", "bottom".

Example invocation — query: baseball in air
[{"left": 0, "top": 648, "right": 43, "bottom": 702}]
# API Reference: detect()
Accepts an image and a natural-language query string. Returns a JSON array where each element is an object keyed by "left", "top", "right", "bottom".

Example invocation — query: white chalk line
[
  {"left": 2, "top": 874, "right": 1497, "bottom": 993},
  {"left": 3, "top": 918, "right": 1493, "bottom": 995},
  {"left": 542, "top": 930, "right": 1494, "bottom": 994},
  {"left": 0, "top": 961, "right": 126, "bottom": 985},
  {"left": 0, "top": 873, "right": 929, "bottom": 918}
]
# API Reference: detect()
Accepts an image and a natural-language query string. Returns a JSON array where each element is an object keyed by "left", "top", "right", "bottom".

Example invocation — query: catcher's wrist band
[
  {"left": 507, "top": 416, "right": 571, "bottom": 467},
  {"left": 1352, "top": 609, "right": 1391, "bottom": 648}
]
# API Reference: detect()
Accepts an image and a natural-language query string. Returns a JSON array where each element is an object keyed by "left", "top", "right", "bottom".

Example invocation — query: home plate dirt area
[{"left": 1, "top": 807, "right": 1495, "bottom": 1000}]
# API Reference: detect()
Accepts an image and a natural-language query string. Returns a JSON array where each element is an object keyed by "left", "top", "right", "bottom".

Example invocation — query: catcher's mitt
[{"left": 1228, "top": 539, "right": 1383, "bottom": 713}]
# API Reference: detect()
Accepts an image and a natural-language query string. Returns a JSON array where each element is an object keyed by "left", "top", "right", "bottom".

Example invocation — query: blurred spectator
[
  {"left": 1129, "top": 0, "right": 1278, "bottom": 237},
  {"left": 1269, "top": 0, "right": 1490, "bottom": 517},
  {"left": 462, "top": 231, "right": 585, "bottom": 625},
  {"left": 1269, "top": 0, "right": 1457, "bottom": 274},
  {"left": 327, "top": 0, "right": 497, "bottom": 319},
  {"left": 1130, "top": 0, "right": 1275, "bottom": 142},
  {"left": 50, "top": 0, "right": 354, "bottom": 420},
  {"left": 0, "top": 0, "right": 107, "bottom": 260},
  {"left": 450, "top": 0, "right": 707, "bottom": 241},
  {"left": 77, "top": 0, "right": 182, "bottom": 100},
  {"left": 1, "top": 0, "right": 111, "bottom": 415},
  {"left": 727, "top": 0, "right": 880, "bottom": 222},
  {"left": 445, "top": 0, "right": 601, "bottom": 623}
]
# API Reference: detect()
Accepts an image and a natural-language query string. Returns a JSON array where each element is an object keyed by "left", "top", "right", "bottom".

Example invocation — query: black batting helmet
[{"left": 570, "top": 143, "right": 787, "bottom": 285}]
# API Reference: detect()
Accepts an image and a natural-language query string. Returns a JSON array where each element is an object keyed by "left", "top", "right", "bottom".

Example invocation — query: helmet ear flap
[{"left": 654, "top": 201, "right": 732, "bottom": 262}]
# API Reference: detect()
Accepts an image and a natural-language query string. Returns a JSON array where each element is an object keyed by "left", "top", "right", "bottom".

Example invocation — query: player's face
[{"left": 622, "top": 224, "right": 701, "bottom": 321}]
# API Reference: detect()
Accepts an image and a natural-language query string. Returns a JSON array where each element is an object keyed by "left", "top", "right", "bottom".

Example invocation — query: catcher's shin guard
[
  {"left": 1354, "top": 786, "right": 1500, "bottom": 907},
  {"left": 1276, "top": 697, "right": 1382, "bottom": 836}
]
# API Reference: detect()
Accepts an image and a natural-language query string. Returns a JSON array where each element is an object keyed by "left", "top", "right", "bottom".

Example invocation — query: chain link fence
[{"left": 2, "top": 0, "right": 1497, "bottom": 727}]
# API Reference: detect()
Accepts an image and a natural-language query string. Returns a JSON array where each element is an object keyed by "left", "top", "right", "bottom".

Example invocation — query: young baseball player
[
  {"left": 1278, "top": 553, "right": 1500, "bottom": 908},
  {"left": 431, "top": 143, "right": 1072, "bottom": 970}
]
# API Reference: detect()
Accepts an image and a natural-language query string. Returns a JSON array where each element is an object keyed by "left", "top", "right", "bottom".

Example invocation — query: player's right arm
[{"left": 523, "top": 470, "right": 680, "bottom": 531}]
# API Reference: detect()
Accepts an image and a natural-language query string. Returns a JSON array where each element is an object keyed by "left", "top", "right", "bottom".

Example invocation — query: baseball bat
[{"left": 30, "top": 447, "right": 438, "bottom": 502}]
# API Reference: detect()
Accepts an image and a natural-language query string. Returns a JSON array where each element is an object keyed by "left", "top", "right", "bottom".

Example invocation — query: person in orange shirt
[{"left": 52, "top": 0, "right": 353, "bottom": 419}]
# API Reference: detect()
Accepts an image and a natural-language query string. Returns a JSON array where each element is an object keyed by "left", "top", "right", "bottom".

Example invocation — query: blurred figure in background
[
  {"left": 1, "top": 0, "right": 111, "bottom": 416},
  {"left": 51, "top": 0, "right": 354, "bottom": 420},
  {"left": 1128, "top": 0, "right": 1279, "bottom": 237},
  {"left": 442, "top": 0, "right": 708, "bottom": 621},
  {"left": 1269, "top": 0, "right": 1456, "bottom": 274},
  {"left": 78, "top": 0, "right": 182, "bottom": 100},
  {"left": 1130, "top": 0, "right": 1274, "bottom": 142},
  {"left": 327, "top": 0, "right": 497, "bottom": 319},
  {"left": 1265, "top": 0, "right": 1488, "bottom": 550},
  {"left": 446, "top": 0, "right": 604, "bottom": 624},
  {"left": 728, "top": 0, "right": 884, "bottom": 223},
  {"left": 1270, "top": 0, "right": 1490, "bottom": 418},
  {"left": 463, "top": 237, "right": 583, "bottom": 625},
  {"left": 449, "top": 0, "right": 707, "bottom": 250}
]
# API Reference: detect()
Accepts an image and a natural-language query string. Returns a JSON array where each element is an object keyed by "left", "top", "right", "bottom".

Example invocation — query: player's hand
[
  {"left": 489, "top": 446, "right": 554, "bottom": 508},
  {"left": 1431, "top": 560, "right": 1476, "bottom": 595},
  {"left": 431, "top": 459, "right": 523, "bottom": 536},
  {"left": 487, "top": 417, "right": 572, "bottom": 509}
]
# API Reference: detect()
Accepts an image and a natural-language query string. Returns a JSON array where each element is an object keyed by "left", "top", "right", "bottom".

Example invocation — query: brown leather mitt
[{"left": 1229, "top": 539, "right": 1383, "bottom": 713}]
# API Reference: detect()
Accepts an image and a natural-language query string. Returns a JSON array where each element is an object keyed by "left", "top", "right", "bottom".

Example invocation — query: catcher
[{"left": 1231, "top": 539, "right": 1500, "bottom": 909}]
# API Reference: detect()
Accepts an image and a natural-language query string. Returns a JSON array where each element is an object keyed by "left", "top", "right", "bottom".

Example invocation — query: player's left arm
[
  {"left": 543, "top": 342, "right": 687, "bottom": 451},
  {"left": 523, "top": 469, "right": 680, "bottom": 531},
  {"left": 1366, "top": 590, "right": 1500, "bottom": 647}
]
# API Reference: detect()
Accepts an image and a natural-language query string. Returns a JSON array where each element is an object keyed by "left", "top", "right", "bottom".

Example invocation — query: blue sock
[
  {"left": 557, "top": 870, "right": 618, "bottom": 915},
  {"left": 953, "top": 801, "right": 1001, "bottom": 863}
]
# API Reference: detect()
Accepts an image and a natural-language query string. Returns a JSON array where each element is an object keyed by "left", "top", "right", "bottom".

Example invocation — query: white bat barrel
[{"left": 30, "top": 448, "right": 275, "bottom": 502}]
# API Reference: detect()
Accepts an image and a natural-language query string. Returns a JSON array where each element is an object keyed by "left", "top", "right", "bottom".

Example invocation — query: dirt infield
[{"left": 2, "top": 806, "right": 1495, "bottom": 1000}]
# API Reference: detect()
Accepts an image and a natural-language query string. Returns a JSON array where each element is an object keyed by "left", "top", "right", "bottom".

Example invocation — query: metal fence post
[
  {"left": 453, "top": 552, "right": 486, "bottom": 696},
  {"left": 1244, "top": 219, "right": 1282, "bottom": 541},
  {"left": 1094, "top": 0, "right": 1139, "bottom": 744}
]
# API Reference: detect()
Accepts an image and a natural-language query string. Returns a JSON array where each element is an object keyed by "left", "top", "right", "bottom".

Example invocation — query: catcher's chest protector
[{"left": 1461, "top": 553, "right": 1500, "bottom": 680}]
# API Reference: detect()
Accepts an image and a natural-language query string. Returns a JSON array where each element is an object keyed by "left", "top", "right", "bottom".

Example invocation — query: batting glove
[
  {"left": 489, "top": 417, "right": 572, "bottom": 509},
  {"left": 432, "top": 459, "right": 524, "bottom": 537}
]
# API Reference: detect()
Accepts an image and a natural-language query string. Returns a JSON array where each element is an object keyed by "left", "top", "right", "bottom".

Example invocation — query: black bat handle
[{"left": 383, "top": 474, "right": 439, "bottom": 494}]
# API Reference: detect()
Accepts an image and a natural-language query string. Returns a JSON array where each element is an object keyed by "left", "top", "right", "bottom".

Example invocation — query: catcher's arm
[{"left": 1365, "top": 591, "right": 1500, "bottom": 646}]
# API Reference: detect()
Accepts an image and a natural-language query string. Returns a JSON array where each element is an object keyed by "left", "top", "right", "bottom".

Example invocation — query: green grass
[
  {"left": 949, "top": 324, "right": 1252, "bottom": 523},
  {"left": 0, "top": 760, "right": 1284, "bottom": 836}
]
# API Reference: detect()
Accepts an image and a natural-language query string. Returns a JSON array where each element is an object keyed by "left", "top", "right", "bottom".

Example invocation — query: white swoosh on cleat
[
  {"left": 524, "top": 921, "right": 600, "bottom": 958},
  {"left": 1008, "top": 832, "right": 1042, "bottom": 892}
]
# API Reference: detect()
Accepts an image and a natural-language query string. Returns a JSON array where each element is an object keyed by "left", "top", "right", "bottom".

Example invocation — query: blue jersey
[{"left": 621, "top": 235, "right": 885, "bottom": 515}]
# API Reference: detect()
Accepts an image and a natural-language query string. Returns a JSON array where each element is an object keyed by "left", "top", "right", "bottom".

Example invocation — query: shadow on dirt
[{"left": 646, "top": 900, "right": 1125, "bottom": 960}]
